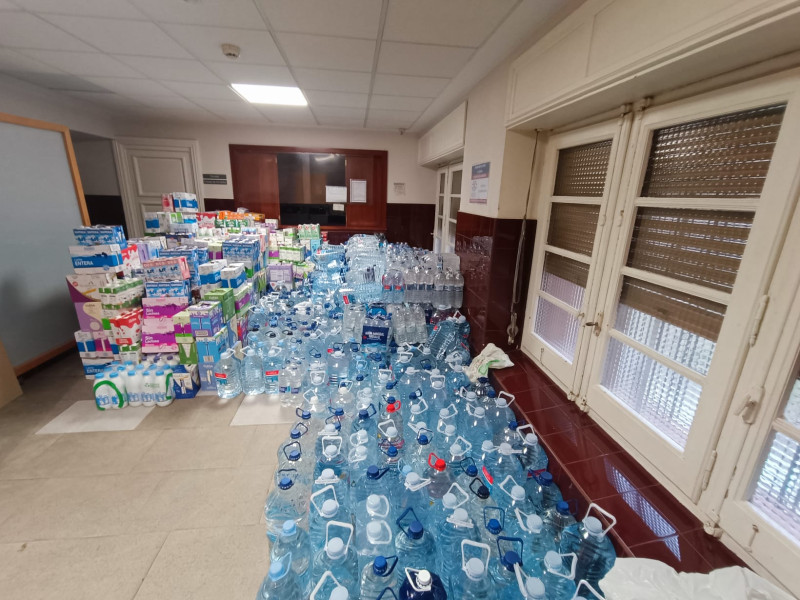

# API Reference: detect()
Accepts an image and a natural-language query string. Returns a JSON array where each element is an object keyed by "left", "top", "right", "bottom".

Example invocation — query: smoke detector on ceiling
[{"left": 221, "top": 44, "right": 241, "bottom": 60}]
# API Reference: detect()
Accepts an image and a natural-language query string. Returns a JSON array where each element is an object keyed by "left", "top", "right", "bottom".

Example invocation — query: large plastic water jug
[{"left": 558, "top": 504, "right": 617, "bottom": 593}]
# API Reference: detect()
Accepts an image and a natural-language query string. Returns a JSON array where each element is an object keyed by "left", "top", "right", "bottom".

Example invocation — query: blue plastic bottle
[
  {"left": 270, "top": 521, "right": 312, "bottom": 596},
  {"left": 559, "top": 509, "right": 617, "bottom": 592},
  {"left": 397, "top": 568, "right": 447, "bottom": 600},
  {"left": 394, "top": 509, "right": 436, "bottom": 576},
  {"left": 256, "top": 554, "right": 304, "bottom": 600}
]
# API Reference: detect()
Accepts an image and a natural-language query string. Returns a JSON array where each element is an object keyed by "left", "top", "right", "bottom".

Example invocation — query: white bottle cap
[
  {"left": 449, "top": 443, "right": 463, "bottom": 457},
  {"left": 511, "top": 485, "right": 526, "bottom": 502},
  {"left": 326, "top": 537, "right": 345, "bottom": 559},
  {"left": 417, "top": 570, "right": 432, "bottom": 586},
  {"left": 366, "top": 494, "right": 381, "bottom": 512},
  {"left": 406, "top": 472, "right": 421, "bottom": 486},
  {"left": 526, "top": 514, "right": 543, "bottom": 534},
  {"left": 452, "top": 508, "right": 469, "bottom": 522},
  {"left": 445, "top": 424, "right": 456, "bottom": 436},
  {"left": 330, "top": 585, "right": 349, "bottom": 600},
  {"left": 386, "top": 426, "right": 398, "bottom": 438},
  {"left": 585, "top": 515, "right": 604, "bottom": 537},
  {"left": 499, "top": 442, "right": 513, "bottom": 455},
  {"left": 321, "top": 468, "right": 335, "bottom": 480},
  {"left": 321, "top": 499, "right": 339, "bottom": 517},
  {"left": 465, "top": 557, "right": 484, "bottom": 580},
  {"left": 525, "top": 433, "right": 538, "bottom": 445},
  {"left": 544, "top": 551, "right": 561, "bottom": 571},
  {"left": 526, "top": 577, "right": 546, "bottom": 599},
  {"left": 366, "top": 520, "right": 382, "bottom": 541},
  {"left": 324, "top": 444, "right": 338, "bottom": 458},
  {"left": 442, "top": 492, "right": 458, "bottom": 509},
  {"left": 481, "top": 440, "right": 494, "bottom": 452}
]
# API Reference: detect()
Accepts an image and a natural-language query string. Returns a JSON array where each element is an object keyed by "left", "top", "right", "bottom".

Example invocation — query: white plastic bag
[
  {"left": 602, "top": 558, "right": 794, "bottom": 600},
  {"left": 466, "top": 343, "right": 514, "bottom": 382}
]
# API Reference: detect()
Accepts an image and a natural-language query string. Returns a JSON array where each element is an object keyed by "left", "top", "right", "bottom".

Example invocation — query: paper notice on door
[
  {"left": 326, "top": 185, "right": 347, "bottom": 203},
  {"left": 350, "top": 179, "right": 367, "bottom": 203}
]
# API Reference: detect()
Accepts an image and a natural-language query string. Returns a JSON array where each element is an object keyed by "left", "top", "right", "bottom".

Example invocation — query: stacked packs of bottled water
[{"left": 251, "top": 235, "right": 617, "bottom": 600}]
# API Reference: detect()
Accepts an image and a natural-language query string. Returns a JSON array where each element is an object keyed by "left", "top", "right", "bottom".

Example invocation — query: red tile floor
[{"left": 492, "top": 349, "right": 746, "bottom": 573}]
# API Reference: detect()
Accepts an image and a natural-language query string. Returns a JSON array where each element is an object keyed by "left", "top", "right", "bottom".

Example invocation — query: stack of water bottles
[{"left": 245, "top": 235, "right": 617, "bottom": 600}]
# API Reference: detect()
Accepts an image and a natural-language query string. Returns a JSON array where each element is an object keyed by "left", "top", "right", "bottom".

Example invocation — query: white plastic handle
[
  {"left": 377, "top": 419, "right": 397, "bottom": 437},
  {"left": 310, "top": 571, "right": 344, "bottom": 600},
  {"left": 514, "top": 563, "right": 529, "bottom": 598},
  {"left": 410, "top": 397, "right": 428, "bottom": 414},
  {"left": 397, "top": 352, "right": 413, "bottom": 364},
  {"left": 365, "top": 494, "right": 391, "bottom": 518},
  {"left": 325, "top": 520, "right": 353, "bottom": 552},
  {"left": 404, "top": 475, "right": 431, "bottom": 492},
  {"left": 349, "top": 429, "right": 369, "bottom": 447},
  {"left": 547, "top": 553, "right": 577, "bottom": 581},
  {"left": 571, "top": 580, "right": 605, "bottom": 600},
  {"left": 310, "top": 484, "right": 337, "bottom": 516},
  {"left": 378, "top": 368, "right": 394, "bottom": 381},
  {"left": 453, "top": 436, "right": 473, "bottom": 454},
  {"left": 338, "top": 380, "right": 353, "bottom": 392},
  {"left": 446, "top": 511, "right": 473, "bottom": 528},
  {"left": 347, "top": 446, "right": 368, "bottom": 464},
  {"left": 441, "top": 403, "right": 458, "bottom": 419},
  {"left": 515, "top": 423, "right": 536, "bottom": 443},
  {"left": 404, "top": 568, "right": 431, "bottom": 592},
  {"left": 584, "top": 502, "right": 617, "bottom": 537},
  {"left": 445, "top": 482, "right": 470, "bottom": 508},
  {"left": 515, "top": 507, "right": 540, "bottom": 534},
  {"left": 366, "top": 519, "right": 393, "bottom": 545},
  {"left": 497, "top": 474, "right": 521, "bottom": 498},
  {"left": 430, "top": 374, "right": 445, "bottom": 388},
  {"left": 321, "top": 435, "right": 343, "bottom": 457},
  {"left": 498, "top": 390, "right": 516, "bottom": 407},
  {"left": 460, "top": 539, "right": 490, "bottom": 572}
]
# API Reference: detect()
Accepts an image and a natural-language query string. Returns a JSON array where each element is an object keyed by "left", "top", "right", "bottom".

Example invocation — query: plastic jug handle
[
  {"left": 484, "top": 506, "right": 505, "bottom": 530},
  {"left": 498, "top": 390, "right": 516, "bottom": 406},
  {"left": 376, "top": 588, "right": 399, "bottom": 600},
  {"left": 446, "top": 482, "right": 470, "bottom": 508},
  {"left": 282, "top": 441, "right": 301, "bottom": 461},
  {"left": 585, "top": 502, "right": 617, "bottom": 536},
  {"left": 309, "top": 571, "right": 343, "bottom": 600},
  {"left": 515, "top": 507, "right": 538, "bottom": 534},
  {"left": 325, "top": 520, "right": 353, "bottom": 552},
  {"left": 404, "top": 568, "right": 431, "bottom": 592},
  {"left": 454, "top": 435, "right": 473, "bottom": 453},
  {"left": 571, "top": 580, "right": 605, "bottom": 600},
  {"left": 309, "top": 484, "right": 336, "bottom": 515},
  {"left": 497, "top": 474, "right": 520, "bottom": 498},
  {"left": 427, "top": 452, "right": 442, "bottom": 470},
  {"left": 460, "top": 539, "right": 491, "bottom": 571},
  {"left": 395, "top": 507, "right": 420, "bottom": 534}
]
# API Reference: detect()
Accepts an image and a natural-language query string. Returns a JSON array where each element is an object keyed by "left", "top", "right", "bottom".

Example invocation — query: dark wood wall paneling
[{"left": 229, "top": 145, "right": 387, "bottom": 234}]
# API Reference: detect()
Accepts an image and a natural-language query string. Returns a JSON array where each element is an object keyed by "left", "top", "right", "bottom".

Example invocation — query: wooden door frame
[{"left": 113, "top": 137, "right": 203, "bottom": 237}]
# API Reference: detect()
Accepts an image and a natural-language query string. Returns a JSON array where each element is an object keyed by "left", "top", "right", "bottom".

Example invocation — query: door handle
[{"left": 584, "top": 312, "right": 603, "bottom": 337}]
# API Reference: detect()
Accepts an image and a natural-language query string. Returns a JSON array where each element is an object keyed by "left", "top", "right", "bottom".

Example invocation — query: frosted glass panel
[
  {"left": 751, "top": 432, "right": 800, "bottom": 539},
  {"left": 534, "top": 297, "right": 580, "bottom": 362},
  {"left": 553, "top": 139, "right": 613, "bottom": 197},
  {"left": 542, "top": 253, "right": 588, "bottom": 310},
  {"left": 547, "top": 203, "right": 600, "bottom": 256},
  {"left": 602, "top": 337, "right": 702, "bottom": 448}
]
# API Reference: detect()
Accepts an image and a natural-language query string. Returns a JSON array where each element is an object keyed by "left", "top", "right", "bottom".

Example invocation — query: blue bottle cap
[
  {"left": 268, "top": 561, "right": 285, "bottom": 581},
  {"left": 387, "top": 396, "right": 396, "bottom": 403},
  {"left": 334, "top": 407, "right": 344, "bottom": 417},
  {"left": 282, "top": 520, "right": 296, "bottom": 536},
  {"left": 488, "top": 389, "right": 497, "bottom": 398},
  {"left": 501, "top": 550, "right": 521, "bottom": 570},
  {"left": 300, "top": 410, "right": 311, "bottom": 420},
  {"left": 476, "top": 485, "right": 490, "bottom": 500},
  {"left": 466, "top": 465, "right": 478, "bottom": 477},
  {"left": 408, "top": 393, "right": 416, "bottom": 400},
  {"left": 278, "top": 477, "right": 293, "bottom": 490},
  {"left": 358, "top": 409, "right": 369, "bottom": 419},
  {"left": 289, "top": 428, "right": 301, "bottom": 439},
  {"left": 408, "top": 521, "right": 424, "bottom": 539},
  {"left": 367, "top": 465, "right": 380, "bottom": 479},
  {"left": 386, "top": 446, "right": 398, "bottom": 457},
  {"left": 289, "top": 450, "right": 300, "bottom": 461},
  {"left": 487, "top": 518, "right": 502, "bottom": 535},
  {"left": 479, "top": 377, "right": 489, "bottom": 383},
  {"left": 418, "top": 434, "right": 429, "bottom": 445},
  {"left": 539, "top": 472, "right": 553, "bottom": 485},
  {"left": 356, "top": 375, "right": 364, "bottom": 381},
  {"left": 509, "top": 421, "right": 518, "bottom": 430},
  {"left": 373, "top": 556, "right": 387, "bottom": 575},
  {"left": 556, "top": 500, "right": 570, "bottom": 515}
]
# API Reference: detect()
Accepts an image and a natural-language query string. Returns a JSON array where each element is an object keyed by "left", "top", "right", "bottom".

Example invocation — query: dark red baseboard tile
[{"left": 490, "top": 350, "right": 746, "bottom": 572}]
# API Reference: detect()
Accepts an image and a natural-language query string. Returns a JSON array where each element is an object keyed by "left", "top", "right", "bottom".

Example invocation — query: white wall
[
  {"left": 113, "top": 119, "right": 435, "bottom": 204},
  {"left": 0, "top": 74, "right": 116, "bottom": 138},
  {"left": 72, "top": 139, "right": 120, "bottom": 196}
]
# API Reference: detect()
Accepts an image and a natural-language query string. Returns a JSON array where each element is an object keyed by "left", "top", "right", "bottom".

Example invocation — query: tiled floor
[
  {"left": 492, "top": 349, "right": 747, "bottom": 574},
  {"left": 0, "top": 352, "right": 277, "bottom": 600}
]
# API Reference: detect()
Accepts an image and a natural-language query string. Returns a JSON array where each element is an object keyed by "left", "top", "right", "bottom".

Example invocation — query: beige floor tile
[
  {"left": 132, "top": 426, "right": 256, "bottom": 472},
  {"left": 133, "top": 526, "right": 267, "bottom": 600},
  {"left": 136, "top": 394, "right": 243, "bottom": 430},
  {"left": 241, "top": 424, "right": 288, "bottom": 467},
  {"left": 0, "top": 479, "right": 48, "bottom": 531},
  {"left": 129, "top": 466, "right": 272, "bottom": 532},
  {"left": 0, "top": 472, "right": 163, "bottom": 542},
  {"left": 0, "top": 397, "right": 75, "bottom": 438},
  {"left": 0, "top": 430, "right": 161, "bottom": 479},
  {"left": 0, "top": 434, "right": 62, "bottom": 479},
  {"left": 0, "top": 434, "right": 23, "bottom": 465},
  {"left": 0, "top": 532, "right": 166, "bottom": 600}
]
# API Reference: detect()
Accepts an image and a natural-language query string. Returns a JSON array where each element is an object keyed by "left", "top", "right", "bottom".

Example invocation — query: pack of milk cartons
[{"left": 140, "top": 256, "right": 190, "bottom": 355}]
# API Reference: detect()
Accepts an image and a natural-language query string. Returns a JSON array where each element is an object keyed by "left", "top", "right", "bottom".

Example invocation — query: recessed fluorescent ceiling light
[{"left": 231, "top": 84, "right": 307, "bottom": 106}]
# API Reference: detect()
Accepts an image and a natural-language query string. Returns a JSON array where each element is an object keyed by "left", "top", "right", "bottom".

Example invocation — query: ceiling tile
[
  {"left": 256, "top": 104, "right": 316, "bottom": 126},
  {"left": 85, "top": 76, "right": 178, "bottom": 97},
  {"left": 114, "top": 56, "right": 221, "bottom": 83},
  {"left": 0, "top": 47, "right": 63, "bottom": 74},
  {"left": 366, "top": 108, "right": 421, "bottom": 129},
  {"left": 0, "top": 0, "right": 19, "bottom": 8},
  {"left": 293, "top": 68, "right": 371, "bottom": 93},
  {"left": 127, "top": 105, "right": 221, "bottom": 122},
  {"left": 259, "top": 0, "right": 380, "bottom": 39},
  {"left": 42, "top": 15, "right": 192, "bottom": 57},
  {"left": 319, "top": 117, "right": 364, "bottom": 129},
  {"left": 278, "top": 33, "right": 375, "bottom": 72},
  {"left": 0, "top": 12, "right": 95, "bottom": 51},
  {"left": 19, "top": 50, "right": 142, "bottom": 78},
  {"left": 378, "top": 41, "right": 473, "bottom": 78},
  {"left": 161, "top": 81, "right": 240, "bottom": 101},
  {"left": 66, "top": 91, "right": 147, "bottom": 109},
  {"left": 191, "top": 98, "right": 262, "bottom": 120},
  {"left": 136, "top": 95, "right": 203, "bottom": 110},
  {"left": 12, "top": 71, "right": 109, "bottom": 92},
  {"left": 12, "top": 0, "right": 145, "bottom": 19},
  {"left": 305, "top": 90, "right": 367, "bottom": 109},
  {"left": 383, "top": 0, "right": 517, "bottom": 47},
  {"left": 204, "top": 62, "right": 295, "bottom": 86},
  {"left": 162, "top": 24, "right": 283, "bottom": 65},
  {"left": 129, "top": 0, "right": 265, "bottom": 30},
  {"left": 313, "top": 106, "right": 366, "bottom": 121},
  {"left": 370, "top": 94, "right": 432, "bottom": 111},
  {"left": 372, "top": 73, "right": 449, "bottom": 98}
]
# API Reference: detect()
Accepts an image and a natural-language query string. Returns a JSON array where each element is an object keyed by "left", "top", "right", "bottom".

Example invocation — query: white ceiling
[{"left": 0, "top": 0, "right": 572, "bottom": 132}]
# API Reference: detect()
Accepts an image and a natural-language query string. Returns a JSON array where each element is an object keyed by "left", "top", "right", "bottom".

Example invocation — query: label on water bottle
[
  {"left": 214, "top": 372, "right": 227, "bottom": 380},
  {"left": 362, "top": 324, "right": 389, "bottom": 345},
  {"left": 482, "top": 465, "right": 494, "bottom": 488},
  {"left": 291, "top": 386, "right": 301, "bottom": 394},
  {"left": 279, "top": 385, "right": 288, "bottom": 393},
  {"left": 383, "top": 285, "right": 391, "bottom": 291},
  {"left": 264, "top": 370, "right": 279, "bottom": 384},
  {"left": 393, "top": 285, "right": 403, "bottom": 291}
]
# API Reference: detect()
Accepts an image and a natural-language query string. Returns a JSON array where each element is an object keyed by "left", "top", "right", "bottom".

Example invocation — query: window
[
  {"left": 433, "top": 163, "right": 462, "bottom": 254},
  {"left": 523, "top": 73, "right": 800, "bottom": 591}
]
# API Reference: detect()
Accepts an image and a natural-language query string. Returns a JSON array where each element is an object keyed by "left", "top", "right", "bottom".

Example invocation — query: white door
[
  {"left": 433, "top": 163, "right": 463, "bottom": 253},
  {"left": 113, "top": 137, "right": 203, "bottom": 237},
  {"left": 582, "top": 75, "right": 800, "bottom": 500},
  {"left": 521, "top": 119, "right": 628, "bottom": 393}
]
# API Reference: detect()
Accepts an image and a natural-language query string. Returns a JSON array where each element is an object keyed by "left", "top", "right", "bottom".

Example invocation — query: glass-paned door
[
  {"left": 584, "top": 82, "right": 796, "bottom": 499},
  {"left": 522, "top": 120, "right": 626, "bottom": 391},
  {"left": 433, "top": 163, "right": 462, "bottom": 253}
]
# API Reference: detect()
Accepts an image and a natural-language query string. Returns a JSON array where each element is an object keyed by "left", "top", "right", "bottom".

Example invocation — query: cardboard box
[
  {"left": 172, "top": 364, "right": 200, "bottom": 398},
  {"left": 195, "top": 327, "right": 228, "bottom": 364},
  {"left": 177, "top": 338, "right": 198, "bottom": 365},
  {"left": 142, "top": 257, "right": 190, "bottom": 281},
  {"left": 66, "top": 274, "right": 115, "bottom": 303},
  {"left": 74, "top": 301, "right": 104, "bottom": 332},
  {"left": 201, "top": 288, "right": 234, "bottom": 321},
  {"left": 69, "top": 244, "right": 125, "bottom": 273}
]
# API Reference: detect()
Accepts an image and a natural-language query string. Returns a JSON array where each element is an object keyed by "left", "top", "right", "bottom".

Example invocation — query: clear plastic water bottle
[
  {"left": 394, "top": 509, "right": 436, "bottom": 576},
  {"left": 316, "top": 437, "right": 349, "bottom": 480},
  {"left": 405, "top": 395, "right": 429, "bottom": 440},
  {"left": 262, "top": 346, "right": 284, "bottom": 397},
  {"left": 400, "top": 428, "right": 434, "bottom": 474},
  {"left": 542, "top": 501, "right": 576, "bottom": 547},
  {"left": 499, "top": 575, "right": 547, "bottom": 600},
  {"left": 357, "top": 519, "right": 395, "bottom": 574},
  {"left": 360, "top": 555, "right": 401, "bottom": 600},
  {"left": 256, "top": 554, "right": 304, "bottom": 600},
  {"left": 465, "top": 477, "right": 493, "bottom": 529},
  {"left": 461, "top": 406, "right": 490, "bottom": 452},
  {"left": 424, "top": 453, "right": 452, "bottom": 500},
  {"left": 559, "top": 506, "right": 617, "bottom": 592},
  {"left": 452, "top": 541, "right": 492, "bottom": 600},
  {"left": 271, "top": 520, "right": 312, "bottom": 596},
  {"left": 516, "top": 425, "right": 549, "bottom": 476},
  {"left": 278, "top": 441, "right": 315, "bottom": 480},
  {"left": 398, "top": 568, "right": 448, "bottom": 600},
  {"left": 399, "top": 472, "right": 433, "bottom": 525},
  {"left": 314, "top": 468, "right": 351, "bottom": 513},
  {"left": 536, "top": 551, "right": 577, "bottom": 600},
  {"left": 452, "top": 271, "right": 464, "bottom": 309},
  {"left": 485, "top": 392, "right": 516, "bottom": 433},
  {"left": 538, "top": 472, "right": 564, "bottom": 511},
  {"left": 489, "top": 536, "right": 524, "bottom": 589},
  {"left": 311, "top": 523, "right": 359, "bottom": 599},
  {"left": 264, "top": 469, "right": 309, "bottom": 546},
  {"left": 433, "top": 271, "right": 447, "bottom": 308},
  {"left": 310, "top": 486, "right": 348, "bottom": 550},
  {"left": 328, "top": 347, "right": 351, "bottom": 387},
  {"left": 481, "top": 442, "right": 525, "bottom": 492},
  {"left": 356, "top": 493, "right": 394, "bottom": 535},
  {"left": 214, "top": 349, "right": 242, "bottom": 399},
  {"left": 517, "top": 513, "right": 556, "bottom": 566},
  {"left": 433, "top": 506, "right": 479, "bottom": 592},
  {"left": 494, "top": 476, "right": 538, "bottom": 524},
  {"left": 353, "top": 465, "right": 396, "bottom": 504},
  {"left": 242, "top": 347, "right": 265, "bottom": 395}
]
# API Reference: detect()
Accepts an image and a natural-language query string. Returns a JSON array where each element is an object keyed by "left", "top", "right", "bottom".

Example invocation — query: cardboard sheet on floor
[
  {"left": 36, "top": 400, "right": 154, "bottom": 434},
  {"left": 229, "top": 395, "right": 296, "bottom": 426}
]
